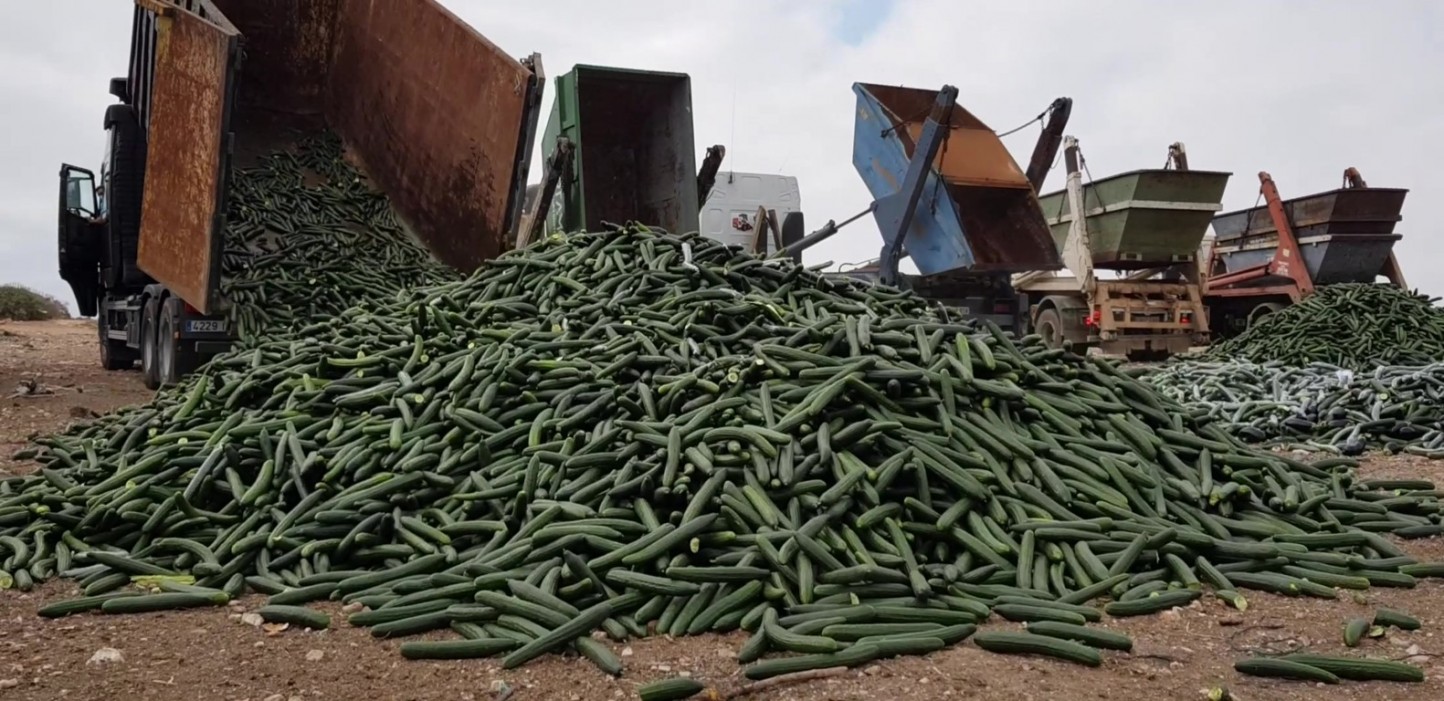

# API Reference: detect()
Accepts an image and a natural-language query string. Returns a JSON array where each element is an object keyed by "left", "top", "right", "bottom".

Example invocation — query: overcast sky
[{"left": 3, "top": 0, "right": 1440, "bottom": 313}]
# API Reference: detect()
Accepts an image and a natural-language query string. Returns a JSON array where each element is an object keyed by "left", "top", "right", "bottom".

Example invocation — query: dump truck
[
  {"left": 1013, "top": 141, "right": 1228, "bottom": 358},
  {"left": 785, "top": 84, "right": 1067, "bottom": 332},
  {"left": 1202, "top": 168, "right": 1409, "bottom": 335},
  {"left": 57, "top": 0, "right": 544, "bottom": 387}
]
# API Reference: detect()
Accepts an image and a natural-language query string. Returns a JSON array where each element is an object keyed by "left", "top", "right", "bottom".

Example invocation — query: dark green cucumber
[
  {"left": 1024, "top": 621, "right": 1133, "bottom": 651},
  {"left": 1234, "top": 658, "right": 1339, "bottom": 683},
  {"left": 972, "top": 631, "right": 1102, "bottom": 667}
]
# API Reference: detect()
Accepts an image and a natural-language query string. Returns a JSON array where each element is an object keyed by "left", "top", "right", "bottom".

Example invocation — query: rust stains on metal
[
  {"left": 325, "top": 0, "right": 532, "bottom": 272},
  {"left": 136, "top": 8, "right": 235, "bottom": 314},
  {"left": 212, "top": 0, "right": 338, "bottom": 115},
  {"left": 862, "top": 84, "right": 1033, "bottom": 191}
]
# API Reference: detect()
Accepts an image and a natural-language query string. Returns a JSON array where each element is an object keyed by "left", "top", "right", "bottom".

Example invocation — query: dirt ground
[{"left": 2, "top": 319, "right": 1443, "bottom": 701}]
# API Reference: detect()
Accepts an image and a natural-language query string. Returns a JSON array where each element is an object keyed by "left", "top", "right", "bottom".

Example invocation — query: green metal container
[
  {"left": 541, "top": 65, "right": 699, "bottom": 236},
  {"left": 1036, "top": 169, "right": 1232, "bottom": 269}
]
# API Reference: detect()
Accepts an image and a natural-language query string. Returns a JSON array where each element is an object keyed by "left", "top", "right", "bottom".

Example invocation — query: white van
[{"left": 700, "top": 172, "right": 801, "bottom": 255}]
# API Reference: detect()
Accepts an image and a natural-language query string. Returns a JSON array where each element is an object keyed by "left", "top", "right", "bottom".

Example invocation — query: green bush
[{"left": 0, "top": 285, "right": 71, "bottom": 321}]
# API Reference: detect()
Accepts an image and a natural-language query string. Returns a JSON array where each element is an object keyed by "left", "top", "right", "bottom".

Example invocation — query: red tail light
[
  {"left": 993, "top": 303, "right": 1012, "bottom": 314},
  {"left": 184, "top": 301, "right": 200, "bottom": 316},
  {"left": 1085, "top": 310, "right": 1101, "bottom": 327}
]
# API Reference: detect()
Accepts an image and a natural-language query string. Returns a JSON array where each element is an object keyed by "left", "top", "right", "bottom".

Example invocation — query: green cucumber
[
  {"left": 1234, "top": 658, "right": 1339, "bottom": 683},
  {"left": 972, "top": 631, "right": 1102, "bottom": 667}
]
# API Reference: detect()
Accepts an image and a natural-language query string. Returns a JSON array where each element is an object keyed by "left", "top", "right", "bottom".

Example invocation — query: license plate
[{"left": 186, "top": 320, "right": 228, "bottom": 333}]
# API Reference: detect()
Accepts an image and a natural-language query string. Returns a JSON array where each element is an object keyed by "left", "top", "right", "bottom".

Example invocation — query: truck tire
[
  {"left": 157, "top": 297, "right": 199, "bottom": 387},
  {"left": 98, "top": 307, "right": 134, "bottom": 371},
  {"left": 1034, "top": 308, "right": 1067, "bottom": 350},
  {"left": 1247, "top": 301, "right": 1286, "bottom": 329},
  {"left": 140, "top": 297, "right": 161, "bottom": 390}
]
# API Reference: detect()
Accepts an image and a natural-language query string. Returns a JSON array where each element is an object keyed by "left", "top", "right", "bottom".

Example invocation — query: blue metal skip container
[{"left": 851, "top": 83, "right": 1062, "bottom": 275}]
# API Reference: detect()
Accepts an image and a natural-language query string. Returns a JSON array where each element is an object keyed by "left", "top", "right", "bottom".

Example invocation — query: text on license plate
[{"left": 186, "top": 320, "right": 228, "bottom": 333}]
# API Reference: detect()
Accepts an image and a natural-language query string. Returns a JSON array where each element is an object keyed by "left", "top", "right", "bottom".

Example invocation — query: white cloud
[{"left": 1, "top": 0, "right": 1440, "bottom": 314}]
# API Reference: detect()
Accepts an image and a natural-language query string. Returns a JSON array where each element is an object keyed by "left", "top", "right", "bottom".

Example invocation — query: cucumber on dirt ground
[{"left": 7, "top": 225, "right": 1444, "bottom": 678}]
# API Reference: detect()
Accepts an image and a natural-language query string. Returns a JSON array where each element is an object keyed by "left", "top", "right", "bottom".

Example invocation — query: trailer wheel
[
  {"left": 157, "top": 297, "right": 199, "bottom": 387},
  {"left": 1247, "top": 302, "right": 1286, "bottom": 329},
  {"left": 140, "top": 297, "right": 160, "bottom": 390},
  {"left": 1034, "top": 308, "right": 1067, "bottom": 350},
  {"left": 97, "top": 308, "right": 134, "bottom": 371}
]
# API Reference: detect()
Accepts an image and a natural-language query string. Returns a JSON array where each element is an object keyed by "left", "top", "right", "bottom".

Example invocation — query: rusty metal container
[
  {"left": 1211, "top": 186, "right": 1408, "bottom": 243},
  {"left": 850, "top": 83, "right": 1061, "bottom": 274},
  {"left": 132, "top": 0, "right": 543, "bottom": 313}
]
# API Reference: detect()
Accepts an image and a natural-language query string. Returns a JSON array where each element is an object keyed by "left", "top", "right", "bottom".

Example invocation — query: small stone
[
  {"left": 341, "top": 602, "right": 365, "bottom": 615},
  {"left": 1160, "top": 608, "right": 1181, "bottom": 621},
  {"left": 678, "top": 671, "right": 692, "bottom": 678},
  {"left": 864, "top": 665, "right": 881, "bottom": 676},
  {"left": 305, "top": 650, "right": 325, "bottom": 662},
  {"left": 0, "top": 680, "right": 18, "bottom": 690},
  {"left": 489, "top": 680, "right": 510, "bottom": 694},
  {"left": 919, "top": 678, "right": 930, "bottom": 684},
  {"left": 86, "top": 648, "right": 123, "bottom": 665},
  {"left": 656, "top": 664, "right": 671, "bottom": 672},
  {"left": 1390, "top": 636, "right": 1413, "bottom": 648},
  {"left": 254, "top": 641, "right": 265, "bottom": 648},
  {"left": 289, "top": 696, "right": 303, "bottom": 701},
  {"left": 1406, "top": 644, "right": 1422, "bottom": 656},
  {"left": 590, "top": 631, "right": 609, "bottom": 641},
  {"left": 241, "top": 613, "right": 264, "bottom": 627},
  {"left": 620, "top": 647, "right": 633, "bottom": 657},
  {"left": 228, "top": 600, "right": 246, "bottom": 608},
  {"left": 570, "top": 695, "right": 581, "bottom": 701},
  {"left": 264, "top": 695, "right": 284, "bottom": 701}
]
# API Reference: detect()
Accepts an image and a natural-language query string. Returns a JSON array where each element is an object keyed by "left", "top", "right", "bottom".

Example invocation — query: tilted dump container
[
  {"left": 1036, "top": 169, "right": 1231, "bottom": 269},
  {"left": 541, "top": 66, "right": 699, "bottom": 235},
  {"left": 1210, "top": 185, "right": 1409, "bottom": 284},
  {"left": 850, "top": 83, "right": 1061, "bottom": 275},
  {"left": 135, "top": 0, "right": 543, "bottom": 313}
]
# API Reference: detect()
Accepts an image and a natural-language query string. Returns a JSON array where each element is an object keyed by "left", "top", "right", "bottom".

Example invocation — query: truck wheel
[
  {"left": 157, "top": 297, "right": 199, "bottom": 386},
  {"left": 97, "top": 309, "right": 134, "bottom": 371},
  {"left": 1034, "top": 308, "right": 1067, "bottom": 350},
  {"left": 1247, "top": 302, "right": 1286, "bottom": 329},
  {"left": 140, "top": 297, "right": 161, "bottom": 390}
]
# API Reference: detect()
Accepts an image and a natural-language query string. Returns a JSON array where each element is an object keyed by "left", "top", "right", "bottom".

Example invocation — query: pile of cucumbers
[
  {"left": 1147, "top": 359, "right": 1444, "bottom": 456},
  {"left": 4, "top": 226, "right": 1439, "bottom": 682},
  {"left": 1205, "top": 283, "right": 1444, "bottom": 370},
  {"left": 218, "top": 131, "right": 457, "bottom": 343}
]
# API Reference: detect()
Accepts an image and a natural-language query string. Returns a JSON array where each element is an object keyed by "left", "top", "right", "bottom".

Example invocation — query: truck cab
[{"left": 700, "top": 173, "right": 801, "bottom": 256}]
